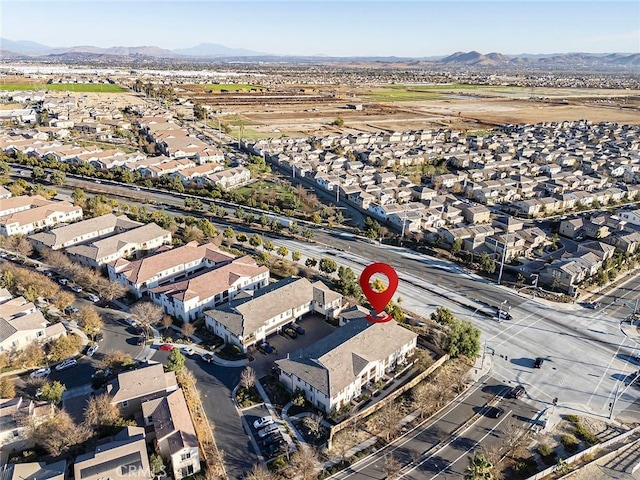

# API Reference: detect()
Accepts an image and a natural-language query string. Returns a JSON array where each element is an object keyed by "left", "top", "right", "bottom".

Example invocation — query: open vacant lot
[{"left": 0, "top": 82, "right": 125, "bottom": 92}]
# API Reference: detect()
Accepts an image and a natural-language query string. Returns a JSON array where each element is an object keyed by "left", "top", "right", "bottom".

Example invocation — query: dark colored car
[
  {"left": 95, "top": 332, "right": 104, "bottom": 342},
  {"left": 283, "top": 326, "right": 298, "bottom": 339},
  {"left": 258, "top": 342, "right": 275, "bottom": 354},
  {"left": 201, "top": 353, "right": 215, "bottom": 363},
  {"left": 260, "top": 432, "right": 283, "bottom": 446},
  {"left": 135, "top": 337, "right": 145, "bottom": 346},
  {"left": 294, "top": 324, "right": 305, "bottom": 335},
  {"left": 264, "top": 442, "right": 287, "bottom": 458},
  {"left": 533, "top": 357, "right": 544, "bottom": 369},
  {"left": 487, "top": 406, "right": 504, "bottom": 418},
  {"left": 510, "top": 385, "right": 526, "bottom": 399}
]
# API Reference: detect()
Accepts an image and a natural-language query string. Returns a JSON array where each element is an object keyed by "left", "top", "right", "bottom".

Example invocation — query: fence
[{"left": 327, "top": 353, "right": 449, "bottom": 448}]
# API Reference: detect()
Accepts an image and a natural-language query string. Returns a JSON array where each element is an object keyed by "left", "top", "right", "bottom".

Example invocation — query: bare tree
[
  {"left": 27, "top": 408, "right": 91, "bottom": 456},
  {"left": 240, "top": 366, "right": 256, "bottom": 389},
  {"left": 83, "top": 393, "right": 124, "bottom": 430},
  {"left": 244, "top": 464, "right": 274, "bottom": 480},
  {"left": 182, "top": 322, "right": 196, "bottom": 339},
  {"left": 99, "top": 280, "right": 128, "bottom": 302},
  {"left": 374, "top": 402, "right": 404, "bottom": 442},
  {"left": 384, "top": 454, "right": 402, "bottom": 480},
  {"left": 290, "top": 447, "right": 321, "bottom": 480},
  {"left": 131, "top": 301, "right": 164, "bottom": 335},
  {"left": 161, "top": 314, "right": 173, "bottom": 330}
]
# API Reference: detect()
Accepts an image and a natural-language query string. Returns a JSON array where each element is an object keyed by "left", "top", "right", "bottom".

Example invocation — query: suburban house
[
  {"left": 205, "top": 277, "right": 344, "bottom": 352},
  {"left": 29, "top": 213, "right": 142, "bottom": 251},
  {"left": 73, "top": 427, "right": 152, "bottom": 480},
  {"left": 558, "top": 218, "right": 584, "bottom": 239},
  {"left": 149, "top": 256, "right": 269, "bottom": 323},
  {"left": 0, "top": 460, "right": 65, "bottom": 480},
  {"left": 618, "top": 208, "right": 640, "bottom": 226},
  {"left": 275, "top": 317, "right": 417, "bottom": 414},
  {"left": 207, "top": 166, "right": 251, "bottom": 189},
  {"left": 0, "top": 196, "right": 82, "bottom": 236},
  {"left": 0, "top": 397, "right": 55, "bottom": 456},
  {"left": 141, "top": 389, "right": 201, "bottom": 480},
  {"left": 108, "top": 242, "right": 235, "bottom": 298},
  {"left": 106, "top": 363, "right": 178, "bottom": 418},
  {"left": 66, "top": 223, "right": 172, "bottom": 268},
  {"left": 0, "top": 290, "right": 66, "bottom": 353}
]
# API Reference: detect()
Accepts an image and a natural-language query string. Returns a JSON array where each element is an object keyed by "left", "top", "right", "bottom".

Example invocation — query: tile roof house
[
  {"left": 141, "top": 389, "right": 200, "bottom": 480},
  {"left": 0, "top": 291, "right": 66, "bottom": 353},
  {"left": 275, "top": 316, "right": 417, "bottom": 414},
  {"left": 149, "top": 256, "right": 269, "bottom": 323},
  {"left": 73, "top": 427, "right": 151, "bottom": 480},
  {"left": 0, "top": 196, "right": 83, "bottom": 237},
  {"left": 0, "top": 460, "right": 65, "bottom": 480},
  {"left": 29, "top": 214, "right": 142, "bottom": 251},
  {"left": 205, "top": 277, "right": 344, "bottom": 352},
  {"left": 66, "top": 223, "right": 172, "bottom": 268},
  {"left": 106, "top": 363, "right": 178, "bottom": 418},
  {"left": 108, "top": 242, "right": 235, "bottom": 298}
]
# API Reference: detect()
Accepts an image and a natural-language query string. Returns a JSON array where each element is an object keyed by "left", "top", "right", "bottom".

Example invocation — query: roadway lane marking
[
  {"left": 487, "top": 311, "right": 546, "bottom": 346},
  {"left": 399, "top": 410, "right": 513, "bottom": 479},
  {"left": 586, "top": 336, "right": 627, "bottom": 407},
  {"left": 329, "top": 381, "right": 489, "bottom": 479}
]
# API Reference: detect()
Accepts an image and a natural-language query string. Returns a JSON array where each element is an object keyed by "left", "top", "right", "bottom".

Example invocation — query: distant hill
[
  {"left": 172, "top": 43, "right": 264, "bottom": 57},
  {"left": 0, "top": 38, "right": 637, "bottom": 69}
]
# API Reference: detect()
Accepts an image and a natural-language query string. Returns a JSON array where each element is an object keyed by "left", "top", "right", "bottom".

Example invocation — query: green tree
[
  {"left": 452, "top": 237, "right": 462, "bottom": 255},
  {"left": 32, "top": 166, "right": 46, "bottom": 181},
  {"left": 198, "top": 219, "right": 217, "bottom": 238},
  {"left": 237, "top": 232, "right": 248, "bottom": 243},
  {"left": 291, "top": 251, "right": 302, "bottom": 262},
  {"left": 50, "top": 170, "right": 66, "bottom": 186},
  {"left": 302, "top": 228, "right": 314, "bottom": 240},
  {"left": 447, "top": 320, "right": 481, "bottom": 359},
  {"left": 71, "top": 188, "right": 86, "bottom": 206},
  {"left": 264, "top": 240, "right": 275, "bottom": 252},
  {"left": 223, "top": 226, "right": 235, "bottom": 241},
  {"left": 335, "top": 266, "right": 362, "bottom": 298},
  {"left": 312, "top": 213, "right": 322, "bottom": 224},
  {"left": 431, "top": 307, "right": 456, "bottom": 325},
  {"left": 193, "top": 103, "right": 207, "bottom": 121},
  {"left": 385, "top": 301, "right": 406, "bottom": 323},
  {"left": 305, "top": 257, "right": 318, "bottom": 268},
  {"left": 277, "top": 245, "right": 289, "bottom": 258},
  {"left": 166, "top": 349, "right": 185, "bottom": 372},
  {"left": 38, "top": 381, "right": 66, "bottom": 404},
  {"left": 333, "top": 117, "right": 345, "bottom": 127},
  {"left": 249, "top": 233, "right": 263, "bottom": 248},
  {"left": 149, "top": 454, "right": 166, "bottom": 477},
  {"left": 464, "top": 453, "right": 493, "bottom": 480},
  {"left": 319, "top": 258, "right": 338, "bottom": 274}
]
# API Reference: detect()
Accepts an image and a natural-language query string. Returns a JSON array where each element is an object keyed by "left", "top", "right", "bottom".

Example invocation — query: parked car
[
  {"left": 283, "top": 326, "right": 298, "bottom": 339},
  {"left": 124, "top": 317, "right": 137, "bottom": 326},
  {"left": 265, "top": 442, "right": 287, "bottom": 458},
  {"left": 533, "top": 357, "right": 544, "bottom": 369},
  {"left": 201, "top": 353, "right": 215, "bottom": 363},
  {"left": 86, "top": 293, "right": 100, "bottom": 302},
  {"left": 70, "top": 285, "right": 83, "bottom": 293},
  {"left": 585, "top": 302, "right": 600, "bottom": 309},
  {"left": 86, "top": 344, "right": 98, "bottom": 357},
  {"left": 257, "top": 424, "right": 279, "bottom": 438},
  {"left": 58, "top": 278, "right": 70, "bottom": 286},
  {"left": 260, "top": 432, "right": 284, "bottom": 446},
  {"left": 55, "top": 358, "right": 77, "bottom": 371},
  {"left": 509, "top": 385, "right": 526, "bottom": 399},
  {"left": 257, "top": 342, "right": 275, "bottom": 354},
  {"left": 30, "top": 367, "right": 51, "bottom": 379},
  {"left": 135, "top": 336, "right": 145, "bottom": 346},
  {"left": 487, "top": 406, "right": 504, "bottom": 418},
  {"left": 64, "top": 306, "right": 79, "bottom": 315},
  {"left": 253, "top": 416, "right": 274, "bottom": 430},
  {"left": 181, "top": 347, "right": 195, "bottom": 356},
  {"left": 159, "top": 344, "right": 174, "bottom": 351},
  {"left": 293, "top": 324, "right": 305, "bottom": 335},
  {"left": 95, "top": 332, "right": 104, "bottom": 342}
]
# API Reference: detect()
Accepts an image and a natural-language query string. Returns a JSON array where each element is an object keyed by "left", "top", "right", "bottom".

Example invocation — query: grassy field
[
  {"left": 236, "top": 180, "right": 295, "bottom": 201},
  {"left": 365, "top": 90, "right": 444, "bottom": 102},
  {"left": 0, "top": 83, "right": 126, "bottom": 92},
  {"left": 365, "top": 83, "right": 517, "bottom": 101},
  {"left": 201, "top": 84, "right": 264, "bottom": 92}
]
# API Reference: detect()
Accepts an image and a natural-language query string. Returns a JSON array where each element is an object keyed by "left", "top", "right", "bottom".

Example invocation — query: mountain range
[{"left": 1, "top": 38, "right": 639, "bottom": 67}]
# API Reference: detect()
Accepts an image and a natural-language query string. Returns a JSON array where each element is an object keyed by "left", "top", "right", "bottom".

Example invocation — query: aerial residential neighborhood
[{"left": 0, "top": 3, "right": 639, "bottom": 479}]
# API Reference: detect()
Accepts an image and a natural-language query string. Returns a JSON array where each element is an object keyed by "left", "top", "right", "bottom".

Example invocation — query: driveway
[
  {"left": 155, "top": 350, "right": 258, "bottom": 479},
  {"left": 249, "top": 314, "right": 337, "bottom": 377}
]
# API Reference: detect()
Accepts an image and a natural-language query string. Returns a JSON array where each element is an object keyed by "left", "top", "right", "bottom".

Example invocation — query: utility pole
[
  {"left": 498, "top": 229, "right": 509, "bottom": 285},
  {"left": 400, "top": 209, "right": 408, "bottom": 242}
]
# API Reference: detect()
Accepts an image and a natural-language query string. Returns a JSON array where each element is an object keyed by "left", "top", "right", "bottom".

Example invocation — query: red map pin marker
[{"left": 359, "top": 262, "right": 399, "bottom": 323}]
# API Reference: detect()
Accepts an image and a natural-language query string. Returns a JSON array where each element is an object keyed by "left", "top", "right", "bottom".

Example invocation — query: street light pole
[
  {"left": 531, "top": 274, "right": 539, "bottom": 298},
  {"left": 498, "top": 229, "right": 509, "bottom": 285}
]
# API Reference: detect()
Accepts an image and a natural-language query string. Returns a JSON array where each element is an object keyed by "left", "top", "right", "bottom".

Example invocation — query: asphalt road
[{"left": 331, "top": 379, "right": 537, "bottom": 480}]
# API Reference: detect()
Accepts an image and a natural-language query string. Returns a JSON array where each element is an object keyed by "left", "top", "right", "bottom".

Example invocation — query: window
[
  {"left": 181, "top": 452, "right": 191, "bottom": 461},
  {"left": 181, "top": 465, "right": 194, "bottom": 477},
  {"left": 121, "top": 400, "right": 129, "bottom": 408}
]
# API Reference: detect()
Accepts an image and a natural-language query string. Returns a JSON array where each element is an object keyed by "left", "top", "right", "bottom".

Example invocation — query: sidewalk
[{"left": 620, "top": 317, "right": 640, "bottom": 343}]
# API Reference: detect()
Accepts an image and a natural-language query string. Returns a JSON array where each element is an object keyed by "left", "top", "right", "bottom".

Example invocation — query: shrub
[
  {"left": 512, "top": 457, "right": 538, "bottom": 478},
  {"left": 560, "top": 433, "right": 579, "bottom": 453},
  {"left": 574, "top": 424, "right": 599, "bottom": 445},
  {"left": 564, "top": 414, "right": 580, "bottom": 424},
  {"left": 537, "top": 443, "right": 557, "bottom": 465}
]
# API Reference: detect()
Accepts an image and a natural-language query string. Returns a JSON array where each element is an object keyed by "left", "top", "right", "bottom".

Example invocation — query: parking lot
[
  {"left": 243, "top": 404, "right": 291, "bottom": 461},
  {"left": 248, "top": 313, "right": 337, "bottom": 377}
]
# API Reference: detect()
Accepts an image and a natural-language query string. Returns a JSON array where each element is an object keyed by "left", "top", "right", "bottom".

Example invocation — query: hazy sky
[{"left": 2, "top": 1, "right": 639, "bottom": 56}]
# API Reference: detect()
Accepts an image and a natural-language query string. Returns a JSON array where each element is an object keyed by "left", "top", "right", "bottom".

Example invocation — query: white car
[
  {"left": 70, "top": 285, "right": 83, "bottom": 293},
  {"left": 181, "top": 347, "right": 195, "bottom": 356},
  {"left": 253, "top": 416, "right": 274, "bottom": 430},
  {"left": 55, "top": 358, "right": 77, "bottom": 371},
  {"left": 258, "top": 424, "right": 280, "bottom": 438},
  {"left": 58, "top": 278, "right": 70, "bottom": 286},
  {"left": 86, "top": 344, "right": 99, "bottom": 357},
  {"left": 124, "top": 317, "right": 137, "bottom": 326},
  {"left": 30, "top": 367, "right": 51, "bottom": 379},
  {"left": 87, "top": 293, "right": 100, "bottom": 302}
]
